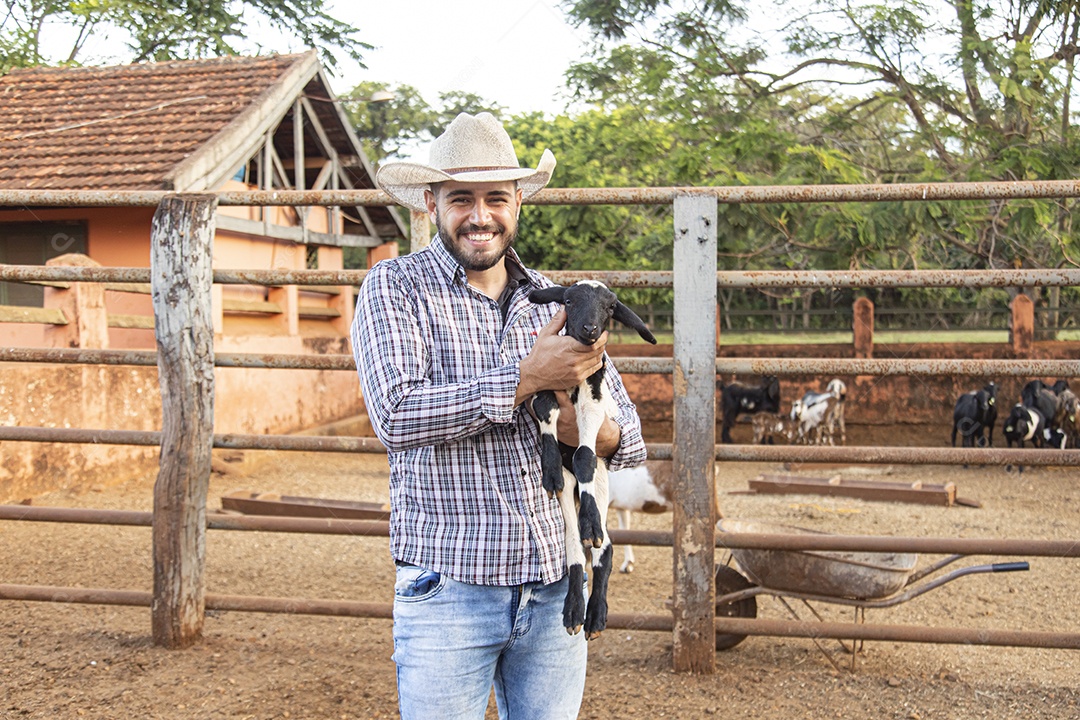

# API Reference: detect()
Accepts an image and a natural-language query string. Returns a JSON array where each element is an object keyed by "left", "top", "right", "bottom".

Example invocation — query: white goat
[
  {"left": 609, "top": 461, "right": 724, "bottom": 575},
  {"left": 790, "top": 378, "right": 847, "bottom": 445},
  {"left": 529, "top": 281, "right": 656, "bottom": 639}
]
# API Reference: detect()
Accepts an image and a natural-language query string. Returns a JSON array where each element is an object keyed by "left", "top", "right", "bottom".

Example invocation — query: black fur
[{"left": 720, "top": 376, "right": 781, "bottom": 444}]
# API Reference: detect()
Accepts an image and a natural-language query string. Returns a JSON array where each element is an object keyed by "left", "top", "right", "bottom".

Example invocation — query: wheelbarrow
[{"left": 713, "top": 519, "right": 1029, "bottom": 670}]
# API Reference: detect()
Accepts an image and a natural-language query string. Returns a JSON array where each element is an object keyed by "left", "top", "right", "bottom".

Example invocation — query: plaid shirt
[{"left": 351, "top": 236, "right": 647, "bottom": 586}]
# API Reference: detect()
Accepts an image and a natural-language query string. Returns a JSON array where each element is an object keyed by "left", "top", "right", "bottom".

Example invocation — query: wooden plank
[
  {"left": 107, "top": 313, "right": 154, "bottom": 329},
  {"left": 221, "top": 299, "right": 282, "bottom": 315},
  {"left": 0, "top": 305, "right": 67, "bottom": 325},
  {"left": 221, "top": 490, "right": 390, "bottom": 520},
  {"left": 297, "top": 306, "right": 340, "bottom": 319},
  {"left": 748, "top": 474, "right": 957, "bottom": 506},
  {"left": 150, "top": 194, "right": 218, "bottom": 649},
  {"left": 671, "top": 192, "right": 718, "bottom": 673}
]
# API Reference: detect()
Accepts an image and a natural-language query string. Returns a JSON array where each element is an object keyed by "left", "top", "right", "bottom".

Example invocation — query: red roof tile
[{"left": 0, "top": 54, "right": 308, "bottom": 190}]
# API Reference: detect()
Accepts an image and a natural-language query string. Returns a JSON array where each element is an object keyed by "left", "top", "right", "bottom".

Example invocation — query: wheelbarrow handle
[{"left": 991, "top": 561, "right": 1029, "bottom": 573}]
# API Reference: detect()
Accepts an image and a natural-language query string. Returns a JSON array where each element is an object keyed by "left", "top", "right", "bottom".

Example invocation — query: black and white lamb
[{"left": 529, "top": 280, "right": 657, "bottom": 639}]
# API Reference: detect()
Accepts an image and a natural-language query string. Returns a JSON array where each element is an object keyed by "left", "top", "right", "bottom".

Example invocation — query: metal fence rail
[
  {"left": 3, "top": 180, "right": 1080, "bottom": 672},
  {"left": 3, "top": 504, "right": 1078, "bottom": 650}
]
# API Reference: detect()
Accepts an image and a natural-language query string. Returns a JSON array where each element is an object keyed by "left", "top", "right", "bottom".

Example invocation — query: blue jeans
[{"left": 393, "top": 565, "right": 587, "bottom": 720}]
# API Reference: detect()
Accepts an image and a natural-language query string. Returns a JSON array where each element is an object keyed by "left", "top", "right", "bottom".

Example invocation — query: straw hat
[{"left": 375, "top": 112, "right": 556, "bottom": 213}]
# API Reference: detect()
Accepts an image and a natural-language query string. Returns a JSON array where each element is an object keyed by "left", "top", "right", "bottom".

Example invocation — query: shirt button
[{"left": 521, "top": 466, "right": 527, "bottom": 478}]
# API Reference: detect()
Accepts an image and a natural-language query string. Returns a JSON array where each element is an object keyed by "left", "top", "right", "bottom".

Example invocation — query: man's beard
[{"left": 436, "top": 215, "right": 517, "bottom": 272}]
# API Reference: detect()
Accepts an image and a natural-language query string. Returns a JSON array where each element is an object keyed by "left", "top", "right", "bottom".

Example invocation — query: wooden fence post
[
  {"left": 853, "top": 296, "right": 874, "bottom": 359},
  {"left": 672, "top": 192, "right": 717, "bottom": 673},
  {"left": 1010, "top": 294, "right": 1034, "bottom": 356},
  {"left": 150, "top": 194, "right": 217, "bottom": 648}
]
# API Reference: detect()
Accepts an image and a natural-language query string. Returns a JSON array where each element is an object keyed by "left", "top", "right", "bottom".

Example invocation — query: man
[{"left": 351, "top": 112, "right": 647, "bottom": 720}]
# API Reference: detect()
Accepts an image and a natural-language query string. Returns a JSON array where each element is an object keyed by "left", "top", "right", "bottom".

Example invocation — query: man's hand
[
  {"left": 515, "top": 309, "right": 607, "bottom": 405},
  {"left": 550, "top": 390, "right": 622, "bottom": 456}
]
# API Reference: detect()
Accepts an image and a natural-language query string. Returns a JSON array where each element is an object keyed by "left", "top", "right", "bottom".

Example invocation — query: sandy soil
[{"left": 3, "top": 425, "right": 1079, "bottom": 719}]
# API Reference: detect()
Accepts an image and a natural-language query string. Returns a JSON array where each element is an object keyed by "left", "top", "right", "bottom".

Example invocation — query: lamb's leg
[
  {"left": 616, "top": 508, "right": 635, "bottom": 573},
  {"left": 557, "top": 468, "right": 586, "bottom": 634},
  {"left": 584, "top": 462, "right": 613, "bottom": 639},
  {"left": 572, "top": 375, "right": 607, "bottom": 548},
  {"left": 532, "top": 390, "right": 563, "bottom": 497}
]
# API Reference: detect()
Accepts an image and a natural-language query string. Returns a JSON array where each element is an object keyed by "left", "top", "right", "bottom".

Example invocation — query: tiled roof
[{"left": 0, "top": 54, "right": 308, "bottom": 190}]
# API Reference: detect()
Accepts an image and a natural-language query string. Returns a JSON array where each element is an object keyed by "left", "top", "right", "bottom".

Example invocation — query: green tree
[
  {"left": 564, "top": 0, "right": 1080, "bottom": 269},
  {"left": 0, "top": 0, "right": 369, "bottom": 72},
  {"left": 342, "top": 82, "right": 504, "bottom": 163}
]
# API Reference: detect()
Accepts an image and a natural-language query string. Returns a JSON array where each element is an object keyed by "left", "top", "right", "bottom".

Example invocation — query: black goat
[
  {"left": 720, "top": 376, "right": 781, "bottom": 444},
  {"left": 1021, "top": 380, "right": 1060, "bottom": 427},
  {"left": 529, "top": 280, "right": 656, "bottom": 639},
  {"left": 951, "top": 382, "right": 997, "bottom": 448}
]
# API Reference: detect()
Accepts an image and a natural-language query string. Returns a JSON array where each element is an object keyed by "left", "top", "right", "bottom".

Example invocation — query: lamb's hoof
[
  {"left": 620, "top": 562, "right": 633, "bottom": 574},
  {"left": 578, "top": 494, "right": 604, "bottom": 547},
  {"left": 563, "top": 565, "right": 586, "bottom": 633},
  {"left": 586, "top": 629, "right": 603, "bottom": 641}
]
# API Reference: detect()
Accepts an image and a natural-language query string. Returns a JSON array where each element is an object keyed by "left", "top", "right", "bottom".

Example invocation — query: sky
[{"left": 318, "top": 0, "right": 593, "bottom": 116}]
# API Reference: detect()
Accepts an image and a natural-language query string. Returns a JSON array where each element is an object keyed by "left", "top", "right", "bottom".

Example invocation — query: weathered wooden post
[
  {"left": 672, "top": 192, "right": 718, "bottom": 673},
  {"left": 853, "top": 296, "right": 874, "bottom": 359},
  {"left": 410, "top": 209, "right": 431, "bottom": 251},
  {"left": 1010, "top": 294, "right": 1034, "bottom": 356},
  {"left": 150, "top": 194, "right": 217, "bottom": 648}
]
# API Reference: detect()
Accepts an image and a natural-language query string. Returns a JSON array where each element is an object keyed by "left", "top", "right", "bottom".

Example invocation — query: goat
[
  {"left": 1044, "top": 427, "right": 1069, "bottom": 450},
  {"left": 751, "top": 412, "right": 797, "bottom": 444},
  {"left": 1058, "top": 389, "right": 1079, "bottom": 448},
  {"left": 528, "top": 280, "right": 656, "bottom": 639},
  {"left": 608, "top": 460, "right": 672, "bottom": 573},
  {"left": 951, "top": 382, "right": 997, "bottom": 448},
  {"left": 1021, "top": 380, "right": 1062, "bottom": 429},
  {"left": 1003, "top": 403, "right": 1046, "bottom": 449},
  {"left": 609, "top": 460, "right": 722, "bottom": 574},
  {"left": 720, "top": 376, "right": 781, "bottom": 444},
  {"left": 789, "top": 379, "right": 847, "bottom": 445},
  {"left": 825, "top": 378, "right": 848, "bottom": 444}
]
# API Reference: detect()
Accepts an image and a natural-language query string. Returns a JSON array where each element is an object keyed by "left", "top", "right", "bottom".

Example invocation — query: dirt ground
[{"left": 3, "top": 423, "right": 1079, "bottom": 719}]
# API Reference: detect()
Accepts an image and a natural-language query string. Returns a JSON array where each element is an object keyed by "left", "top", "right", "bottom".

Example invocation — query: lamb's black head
[{"left": 529, "top": 280, "right": 658, "bottom": 345}]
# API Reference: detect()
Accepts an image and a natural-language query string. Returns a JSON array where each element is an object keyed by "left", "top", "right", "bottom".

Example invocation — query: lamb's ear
[
  {"left": 613, "top": 301, "right": 657, "bottom": 344},
  {"left": 528, "top": 285, "right": 568, "bottom": 305}
]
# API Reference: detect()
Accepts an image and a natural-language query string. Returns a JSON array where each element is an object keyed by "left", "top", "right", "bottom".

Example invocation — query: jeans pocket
[{"left": 394, "top": 565, "right": 445, "bottom": 602}]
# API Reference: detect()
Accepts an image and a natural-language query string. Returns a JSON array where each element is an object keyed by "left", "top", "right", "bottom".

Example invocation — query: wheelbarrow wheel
[{"left": 715, "top": 564, "right": 757, "bottom": 651}]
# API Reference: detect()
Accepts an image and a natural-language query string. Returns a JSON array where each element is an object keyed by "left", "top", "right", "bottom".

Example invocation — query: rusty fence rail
[
  {"left": 5, "top": 262, "right": 1080, "bottom": 289},
  {"left": 3, "top": 181, "right": 1080, "bottom": 670},
  {"left": 3, "top": 504, "right": 1078, "bottom": 650},
  {"left": 4, "top": 346, "right": 1080, "bottom": 378},
  {"left": 2, "top": 425, "right": 1079, "bottom": 468}
]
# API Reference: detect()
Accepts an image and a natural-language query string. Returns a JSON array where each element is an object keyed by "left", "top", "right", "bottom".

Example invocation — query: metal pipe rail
[
  {"left": 4, "top": 504, "right": 1079, "bottom": 558},
  {"left": 4, "top": 504, "right": 1079, "bottom": 651},
  {"left": 2, "top": 426, "right": 1078, "bottom": 467},
  {"left": 1, "top": 582, "right": 1075, "bottom": 650},
  {"left": 4, "top": 347, "right": 1080, "bottom": 380},
  {"left": 5, "top": 177, "right": 1080, "bottom": 208},
  {"left": 4, "top": 263, "right": 1080, "bottom": 289}
]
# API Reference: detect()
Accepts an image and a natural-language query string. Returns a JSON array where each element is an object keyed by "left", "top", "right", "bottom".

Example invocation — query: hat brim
[{"left": 376, "top": 149, "right": 555, "bottom": 213}]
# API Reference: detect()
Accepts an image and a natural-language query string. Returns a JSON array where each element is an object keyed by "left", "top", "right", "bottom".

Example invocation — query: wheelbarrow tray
[{"left": 718, "top": 519, "right": 918, "bottom": 600}]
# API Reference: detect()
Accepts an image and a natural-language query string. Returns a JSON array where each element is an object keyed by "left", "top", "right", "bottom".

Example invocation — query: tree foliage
[
  {"left": 557, "top": 0, "right": 1080, "bottom": 322},
  {"left": 0, "top": 0, "right": 369, "bottom": 73},
  {"left": 561, "top": 0, "right": 1080, "bottom": 273}
]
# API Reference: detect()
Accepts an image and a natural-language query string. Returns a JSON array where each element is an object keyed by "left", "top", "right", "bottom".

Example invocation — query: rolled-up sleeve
[
  {"left": 352, "top": 262, "right": 518, "bottom": 452},
  {"left": 603, "top": 358, "right": 647, "bottom": 472}
]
